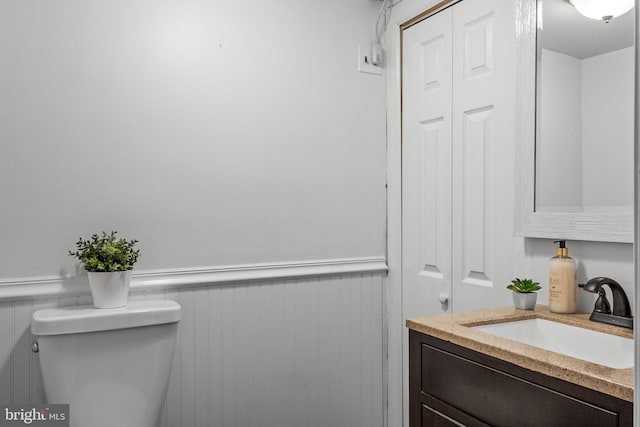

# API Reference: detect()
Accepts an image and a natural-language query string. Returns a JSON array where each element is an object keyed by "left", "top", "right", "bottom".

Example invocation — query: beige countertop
[{"left": 406, "top": 305, "right": 633, "bottom": 402}]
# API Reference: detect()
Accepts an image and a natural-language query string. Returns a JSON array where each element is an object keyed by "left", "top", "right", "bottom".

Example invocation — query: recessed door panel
[
  {"left": 421, "top": 35, "right": 448, "bottom": 92},
  {"left": 461, "top": 106, "right": 494, "bottom": 287},
  {"left": 463, "top": 14, "right": 495, "bottom": 81},
  {"left": 418, "top": 117, "right": 446, "bottom": 280}
]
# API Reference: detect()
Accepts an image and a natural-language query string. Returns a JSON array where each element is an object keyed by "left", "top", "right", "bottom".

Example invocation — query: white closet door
[
  {"left": 402, "top": 0, "right": 513, "bottom": 314},
  {"left": 402, "top": 7, "right": 453, "bottom": 322}
]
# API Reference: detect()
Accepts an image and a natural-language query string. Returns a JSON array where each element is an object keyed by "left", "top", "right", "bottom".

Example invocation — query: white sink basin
[{"left": 473, "top": 318, "right": 633, "bottom": 369}]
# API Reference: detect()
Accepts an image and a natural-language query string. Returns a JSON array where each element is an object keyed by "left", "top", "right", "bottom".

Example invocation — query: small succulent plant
[
  {"left": 507, "top": 278, "right": 541, "bottom": 293},
  {"left": 69, "top": 231, "right": 140, "bottom": 272}
]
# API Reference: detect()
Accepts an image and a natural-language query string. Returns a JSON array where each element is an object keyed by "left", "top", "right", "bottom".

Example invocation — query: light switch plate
[{"left": 358, "top": 45, "right": 382, "bottom": 75}]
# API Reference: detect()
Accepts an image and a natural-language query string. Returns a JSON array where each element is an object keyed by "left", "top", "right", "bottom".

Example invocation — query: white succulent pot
[
  {"left": 512, "top": 292, "right": 537, "bottom": 310},
  {"left": 87, "top": 271, "right": 132, "bottom": 309}
]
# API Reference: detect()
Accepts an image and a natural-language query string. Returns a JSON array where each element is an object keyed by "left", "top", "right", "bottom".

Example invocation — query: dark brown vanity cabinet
[{"left": 409, "top": 329, "right": 632, "bottom": 427}]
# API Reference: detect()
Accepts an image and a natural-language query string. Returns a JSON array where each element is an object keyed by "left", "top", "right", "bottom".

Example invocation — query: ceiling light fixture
[{"left": 569, "top": 0, "right": 634, "bottom": 23}]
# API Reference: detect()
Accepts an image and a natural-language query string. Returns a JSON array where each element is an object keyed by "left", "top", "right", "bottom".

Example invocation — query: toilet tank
[{"left": 31, "top": 300, "right": 181, "bottom": 427}]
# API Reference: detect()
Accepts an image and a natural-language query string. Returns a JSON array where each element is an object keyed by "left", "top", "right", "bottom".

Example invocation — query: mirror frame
[{"left": 514, "top": 0, "right": 634, "bottom": 243}]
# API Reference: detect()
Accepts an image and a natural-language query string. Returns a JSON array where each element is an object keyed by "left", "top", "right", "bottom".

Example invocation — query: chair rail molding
[{"left": 0, "top": 257, "right": 388, "bottom": 302}]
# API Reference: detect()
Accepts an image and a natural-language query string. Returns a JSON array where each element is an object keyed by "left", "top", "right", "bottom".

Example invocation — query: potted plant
[
  {"left": 69, "top": 231, "right": 140, "bottom": 309},
  {"left": 507, "top": 278, "right": 541, "bottom": 310}
]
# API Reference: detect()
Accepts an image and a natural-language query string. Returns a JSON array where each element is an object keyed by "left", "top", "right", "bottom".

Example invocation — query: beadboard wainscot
[{"left": 0, "top": 257, "right": 387, "bottom": 427}]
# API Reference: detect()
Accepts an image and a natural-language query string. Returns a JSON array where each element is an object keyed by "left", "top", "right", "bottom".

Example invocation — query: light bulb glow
[{"left": 570, "top": 0, "right": 634, "bottom": 22}]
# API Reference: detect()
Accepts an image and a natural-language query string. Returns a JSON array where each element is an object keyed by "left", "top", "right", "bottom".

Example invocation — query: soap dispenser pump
[{"left": 548, "top": 240, "right": 577, "bottom": 313}]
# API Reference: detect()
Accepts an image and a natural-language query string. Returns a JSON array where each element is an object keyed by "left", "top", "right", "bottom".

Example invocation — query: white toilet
[{"left": 31, "top": 299, "right": 181, "bottom": 427}]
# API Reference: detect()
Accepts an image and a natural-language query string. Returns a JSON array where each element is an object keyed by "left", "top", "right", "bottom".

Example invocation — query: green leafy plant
[
  {"left": 69, "top": 231, "right": 140, "bottom": 272},
  {"left": 507, "top": 278, "right": 541, "bottom": 293}
]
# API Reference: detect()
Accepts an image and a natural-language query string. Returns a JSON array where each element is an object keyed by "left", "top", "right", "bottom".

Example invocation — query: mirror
[
  {"left": 515, "top": 0, "right": 635, "bottom": 243},
  {"left": 536, "top": 0, "right": 634, "bottom": 213}
]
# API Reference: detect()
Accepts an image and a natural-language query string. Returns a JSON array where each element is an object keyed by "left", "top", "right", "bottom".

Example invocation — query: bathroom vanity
[{"left": 407, "top": 306, "right": 633, "bottom": 427}]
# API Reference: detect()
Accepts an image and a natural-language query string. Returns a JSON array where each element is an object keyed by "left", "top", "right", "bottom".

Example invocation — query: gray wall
[
  {"left": 0, "top": 0, "right": 387, "bottom": 278},
  {"left": 0, "top": 1, "right": 388, "bottom": 426},
  {"left": 525, "top": 239, "right": 634, "bottom": 314}
]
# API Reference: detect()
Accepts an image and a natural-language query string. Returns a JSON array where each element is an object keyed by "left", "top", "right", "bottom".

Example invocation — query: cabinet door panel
[{"left": 421, "top": 343, "right": 620, "bottom": 427}]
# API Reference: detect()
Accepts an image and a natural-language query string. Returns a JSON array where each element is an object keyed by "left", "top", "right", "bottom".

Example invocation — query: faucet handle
[{"left": 593, "top": 289, "right": 612, "bottom": 314}]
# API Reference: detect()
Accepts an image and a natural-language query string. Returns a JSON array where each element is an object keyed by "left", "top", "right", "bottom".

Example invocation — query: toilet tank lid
[{"left": 31, "top": 300, "right": 182, "bottom": 336}]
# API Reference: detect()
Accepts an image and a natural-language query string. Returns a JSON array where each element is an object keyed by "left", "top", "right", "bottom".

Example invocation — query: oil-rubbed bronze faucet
[{"left": 579, "top": 277, "right": 633, "bottom": 329}]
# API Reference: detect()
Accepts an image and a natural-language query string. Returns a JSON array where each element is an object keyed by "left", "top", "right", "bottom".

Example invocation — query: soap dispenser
[{"left": 548, "top": 240, "right": 577, "bottom": 313}]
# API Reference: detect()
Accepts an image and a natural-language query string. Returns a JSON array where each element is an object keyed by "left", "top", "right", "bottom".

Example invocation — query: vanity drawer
[{"left": 409, "top": 330, "right": 632, "bottom": 427}]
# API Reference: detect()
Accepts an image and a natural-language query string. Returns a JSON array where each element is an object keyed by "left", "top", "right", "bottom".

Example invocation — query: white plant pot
[
  {"left": 512, "top": 292, "right": 537, "bottom": 310},
  {"left": 87, "top": 271, "right": 132, "bottom": 309}
]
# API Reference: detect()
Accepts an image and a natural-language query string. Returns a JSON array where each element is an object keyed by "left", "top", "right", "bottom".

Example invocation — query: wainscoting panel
[{"left": 0, "top": 270, "right": 385, "bottom": 427}]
